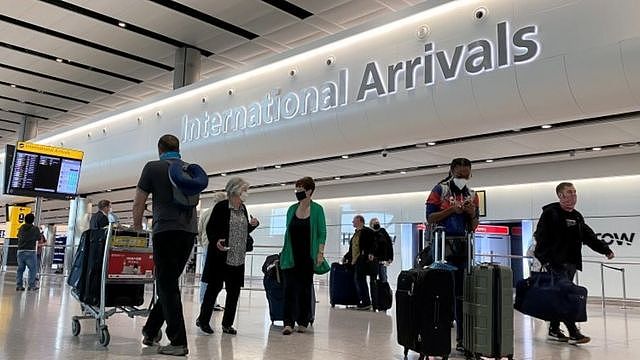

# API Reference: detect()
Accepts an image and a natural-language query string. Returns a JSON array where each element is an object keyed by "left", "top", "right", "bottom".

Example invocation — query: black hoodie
[{"left": 534, "top": 202, "right": 612, "bottom": 271}]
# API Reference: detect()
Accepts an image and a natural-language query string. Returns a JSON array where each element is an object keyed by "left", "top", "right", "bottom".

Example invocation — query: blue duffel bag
[{"left": 514, "top": 271, "right": 588, "bottom": 323}]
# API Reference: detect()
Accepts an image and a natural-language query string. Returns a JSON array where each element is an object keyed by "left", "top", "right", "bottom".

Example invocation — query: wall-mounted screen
[{"left": 6, "top": 142, "right": 84, "bottom": 199}]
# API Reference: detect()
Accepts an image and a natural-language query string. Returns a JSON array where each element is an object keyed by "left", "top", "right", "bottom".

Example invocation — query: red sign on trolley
[
  {"left": 107, "top": 250, "right": 154, "bottom": 280},
  {"left": 475, "top": 225, "right": 510, "bottom": 235}
]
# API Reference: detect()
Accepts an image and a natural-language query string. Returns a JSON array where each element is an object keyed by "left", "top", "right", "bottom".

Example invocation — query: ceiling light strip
[
  {"left": 0, "top": 14, "right": 173, "bottom": 71},
  {"left": 38, "top": 0, "right": 214, "bottom": 57}
]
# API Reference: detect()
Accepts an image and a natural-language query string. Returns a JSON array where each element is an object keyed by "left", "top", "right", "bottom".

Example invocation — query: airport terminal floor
[{"left": 0, "top": 273, "right": 638, "bottom": 360}]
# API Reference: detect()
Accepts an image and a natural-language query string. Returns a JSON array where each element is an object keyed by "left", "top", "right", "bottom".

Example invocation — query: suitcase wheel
[{"left": 71, "top": 317, "right": 81, "bottom": 336}]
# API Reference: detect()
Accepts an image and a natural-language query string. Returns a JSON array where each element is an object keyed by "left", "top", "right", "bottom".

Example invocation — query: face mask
[
  {"left": 295, "top": 190, "right": 307, "bottom": 201},
  {"left": 453, "top": 178, "right": 468, "bottom": 189},
  {"left": 239, "top": 192, "right": 248, "bottom": 202},
  {"left": 372, "top": 223, "right": 381, "bottom": 230}
]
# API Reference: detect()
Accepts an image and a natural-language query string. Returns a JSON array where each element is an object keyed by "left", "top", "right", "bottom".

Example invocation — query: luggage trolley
[{"left": 70, "top": 224, "right": 155, "bottom": 346}]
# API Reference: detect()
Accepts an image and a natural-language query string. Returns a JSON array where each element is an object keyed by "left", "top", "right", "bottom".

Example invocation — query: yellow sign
[
  {"left": 6, "top": 206, "right": 32, "bottom": 238},
  {"left": 16, "top": 141, "right": 84, "bottom": 160}
]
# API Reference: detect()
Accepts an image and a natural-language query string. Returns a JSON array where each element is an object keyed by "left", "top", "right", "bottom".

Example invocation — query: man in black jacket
[
  {"left": 534, "top": 182, "right": 614, "bottom": 345},
  {"left": 370, "top": 218, "right": 393, "bottom": 283},
  {"left": 343, "top": 215, "right": 376, "bottom": 310},
  {"left": 16, "top": 213, "right": 40, "bottom": 291},
  {"left": 90, "top": 200, "right": 111, "bottom": 229}
]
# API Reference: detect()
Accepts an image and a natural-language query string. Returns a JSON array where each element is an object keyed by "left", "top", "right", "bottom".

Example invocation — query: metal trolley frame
[{"left": 70, "top": 224, "right": 155, "bottom": 346}]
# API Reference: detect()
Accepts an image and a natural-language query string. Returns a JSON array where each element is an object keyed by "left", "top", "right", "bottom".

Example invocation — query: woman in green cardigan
[{"left": 279, "top": 176, "right": 329, "bottom": 335}]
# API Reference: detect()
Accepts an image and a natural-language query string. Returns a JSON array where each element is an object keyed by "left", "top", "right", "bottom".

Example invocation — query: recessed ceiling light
[
  {"left": 56, "top": 58, "right": 63, "bottom": 63},
  {"left": 118, "top": 22, "right": 126, "bottom": 28},
  {"left": 400, "top": 171, "right": 407, "bottom": 174},
  {"left": 274, "top": 165, "right": 282, "bottom": 169},
  {"left": 427, "top": 142, "right": 437, "bottom": 146},
  {"left": 334, "top": 176, "right": 341, "bottom": 180},
  {"left": 341, "top": 155, "right": 349, "bottom": 159},
  {"left": 485, "top": 159, "right": 494, "bottom": 163},
  {"left": 106, "top": 189, "right": 112, "bottom": 192},
  {"left": 592, "top": 147, "right": 602, "bottom": 151},
  {"left": 220, "top": 173, "right": 227, "bottom": 177},
  {"left": 10, "top": 84, "right": 16, "bottom": 88},
  {"left": 541, "top": 124, "right": 552, "bottom": 129},
  {"left": 280, "top": 183, "right": 286, "bottom": 186}
]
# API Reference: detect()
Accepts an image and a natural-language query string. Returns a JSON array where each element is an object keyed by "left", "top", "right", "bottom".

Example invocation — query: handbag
[
  {"left": 245, "top": 235, "right": 254, "bottom": 252},
  {"left": 314, "top": 257, "right": 330, "bottom": 275},
  {"left": 514, "top": 271, "right": 587, "bottom": 322}
]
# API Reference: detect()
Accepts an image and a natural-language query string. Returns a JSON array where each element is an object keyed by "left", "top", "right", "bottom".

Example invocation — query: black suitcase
[
  {"left": 67, "top": 229, "right": 91, "bottom": 296},
  {"left": 396, "top": 268, "right": 453, "bottom": 360},
  {"left": 396, "top": 227, "right": 454, "bottom": 360},
  {"left": 373, "top": 279, "right": 393, "bottom": 311},
  {"left": 262, "top": 255, "right": 315, "bottom": 324},
  {"left": 329, "top": 262, "right": 360, "bottom": 307}
]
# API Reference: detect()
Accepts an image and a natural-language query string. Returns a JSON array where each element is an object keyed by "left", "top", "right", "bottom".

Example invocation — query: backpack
[{"left": 166, "top": 160, "right": 209, "bottom": 209}]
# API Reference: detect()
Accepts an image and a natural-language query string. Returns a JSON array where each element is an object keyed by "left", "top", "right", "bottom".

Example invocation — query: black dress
[
  {"left": 289, "top": 215, "right": 312, "bottom": 273},
  {"left": 283, "top": 215, "right": 313, "bottom": 327}
]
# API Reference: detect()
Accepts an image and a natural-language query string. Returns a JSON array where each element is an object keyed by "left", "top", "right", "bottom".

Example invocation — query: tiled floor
[{"left": 0, "top": 272, "right": 638, "bottom": 359}]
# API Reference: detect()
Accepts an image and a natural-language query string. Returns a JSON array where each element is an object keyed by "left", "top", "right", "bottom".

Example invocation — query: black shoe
[
  {"left": 456, "top": 342, "right": 465, "bottom": 353},
  {"left": 196, "top": 319, "right": 214, "bottom": 334},
  {"left": 157, "top": 344, "right": 189, "bottom": 356},
  {"left": 356, "top": 304, "right": 372, "bottom": 311},
  {"left": 548, "top": 328, "right": 569, "bottom": 342},
  {"left": 16, "top": 286, "right": 25, "bottom": 291},
  {"left": 27, "top": 286, "right": 39, "bottom": 291},
  {"left": 142, "top": 329, "right": 162, "bottom": 346},
  {"left": 568, "top": 332, "right": 591, "bottom": 345},
  {"left": 222, "top": 326, "right": 237, "bottom": 335},
  {"left": 213, "top": 304, "right": 224, "bottom": 312}
]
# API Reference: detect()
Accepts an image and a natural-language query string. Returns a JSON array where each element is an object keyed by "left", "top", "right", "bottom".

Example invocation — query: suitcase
[
  {"left": 372, "top": 279, "right": 393, "bottom": 311},
  {"left": 463, "top": 233, "right": 514, "bottom": 360},
  {"left": 68, "top": 229, "right": 91, "bottom": 296},
  {"left": 262, "top": 255, "right": 315, "bottom": 324},
  {"left": 329, "top": 262, "right": 360, "bottom": 307},
  {"left": 396, "top": 227, "right": 454, "bottom": 360}
]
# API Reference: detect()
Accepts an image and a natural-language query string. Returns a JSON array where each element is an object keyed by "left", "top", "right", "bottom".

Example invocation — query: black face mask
[
  {"left": 372, "top": 224, "right": 381, "bottom": 230},
  {"left": 295, "top": 190, "right": 307, "bottom": 201}
]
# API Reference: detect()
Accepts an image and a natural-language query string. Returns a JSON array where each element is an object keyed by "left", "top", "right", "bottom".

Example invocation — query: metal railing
[{"left": 477, "top": 252, "right": 640, "bottom": 310}]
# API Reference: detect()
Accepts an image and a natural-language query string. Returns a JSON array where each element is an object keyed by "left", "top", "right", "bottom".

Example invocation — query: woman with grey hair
[{"left": 197, "top": 177, "right": 259, "bottom": 335}]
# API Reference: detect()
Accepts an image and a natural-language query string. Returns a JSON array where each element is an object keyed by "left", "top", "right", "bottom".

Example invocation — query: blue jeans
[
  {"left": 199, "top": 248, "right": 208, "bottom": 304},
  {"left": 16, "top": 250, "right": 37, "bottom": 288},
  {"left": 378, "top": 263, "right": 388, "bottom": 283},
  {"left": 354, "top": 261, "right": 374, "bottom": 307}
]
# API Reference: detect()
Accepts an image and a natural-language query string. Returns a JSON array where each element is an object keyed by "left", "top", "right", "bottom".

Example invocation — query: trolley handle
[
  {"left": 432, "top": 226, "right": 447, "bottom": 264},
  {"left": 466, "top": 231, "right": 475, "bottom": 275}
]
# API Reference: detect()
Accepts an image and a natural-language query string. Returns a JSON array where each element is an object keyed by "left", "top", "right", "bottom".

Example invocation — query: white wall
[{"left": 238, "top": 154, "right": 640, "bottom": 299}]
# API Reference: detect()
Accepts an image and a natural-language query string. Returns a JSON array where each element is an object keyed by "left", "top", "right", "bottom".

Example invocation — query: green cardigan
[{"left": 280, "top": 200, "right": 329, "bottom": 273}]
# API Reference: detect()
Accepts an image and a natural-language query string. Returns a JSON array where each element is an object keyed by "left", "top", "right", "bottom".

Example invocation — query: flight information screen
[{"left": 7, "top": 142, "right": 83, "bottom": 199}]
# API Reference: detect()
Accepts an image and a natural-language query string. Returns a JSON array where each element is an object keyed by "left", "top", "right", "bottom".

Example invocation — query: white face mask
[
  {"left": 453, "top": 178, "right": 468, "bottom": 189},
  {"left": 239, "top": 192, "right": 248, "bottom": 203}
]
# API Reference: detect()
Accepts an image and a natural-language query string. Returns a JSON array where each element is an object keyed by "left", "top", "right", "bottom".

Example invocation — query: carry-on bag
[
  {"left": 329, "top": 262, "right": 360, "bottom": 307},
  {"left": 463, "top": 232, "right": 514, "bottom": 360},
  {"left": 262, "top": 254, "right": 315, "bottom": 324},
  {"left": 514, "top": 270, "right": 587, "bottom": 322},
  {"left": 396, "top": 227, "right": 453, "bottom": 360}
]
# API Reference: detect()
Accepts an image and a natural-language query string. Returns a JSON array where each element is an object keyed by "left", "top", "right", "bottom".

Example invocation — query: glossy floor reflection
[{"left": 0, "top": 272, "right": 638, "bottom": 359}]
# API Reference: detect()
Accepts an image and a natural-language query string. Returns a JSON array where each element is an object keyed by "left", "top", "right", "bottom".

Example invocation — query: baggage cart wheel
[
  {"left": 99, "top": 326, "right": 110, "bottom": 347},
  {"left": 71, "top": 317, "right": 81, "bottom": 336}
]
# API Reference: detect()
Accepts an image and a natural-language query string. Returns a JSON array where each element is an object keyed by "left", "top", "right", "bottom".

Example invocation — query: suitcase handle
[
  {"left": 432, "top": 226, "right": 446, "bottom": 263},
  {"left": 466, "top": 231, "right": 475, "bottom": 274}
]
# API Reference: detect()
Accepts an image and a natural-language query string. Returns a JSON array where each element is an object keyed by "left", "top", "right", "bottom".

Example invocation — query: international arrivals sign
[{"left": 182, "top": 21, "right": 540, "bottom": 143}]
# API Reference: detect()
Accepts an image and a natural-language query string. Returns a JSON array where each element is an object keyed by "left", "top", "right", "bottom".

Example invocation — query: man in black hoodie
[{"left": 534, "top": 182, "right": 614, "bottom": 345}]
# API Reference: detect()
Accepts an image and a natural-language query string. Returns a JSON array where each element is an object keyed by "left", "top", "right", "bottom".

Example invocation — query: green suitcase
[{"left": 463, "top": 234, "right": 514, "bottom": 360}]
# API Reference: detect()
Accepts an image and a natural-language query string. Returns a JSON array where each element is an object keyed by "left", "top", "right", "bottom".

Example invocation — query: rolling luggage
[
  {"left": 329, "top": 262, "right": 360, "bottom": 307},
  {"left": 396, "top": 227, "right": 454, "bottom": 360},
  {"left": 463, "top": 232, "right": 514, "bottom": 360},
  {"left": 68, "top": 229, "right": 91, "bottom": 296},
  {"left": 372, "top": 279, "right": 393, "bottom": 311},
  {"left": 262, "top": 254, "right": 315, "bottom": 324}
]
